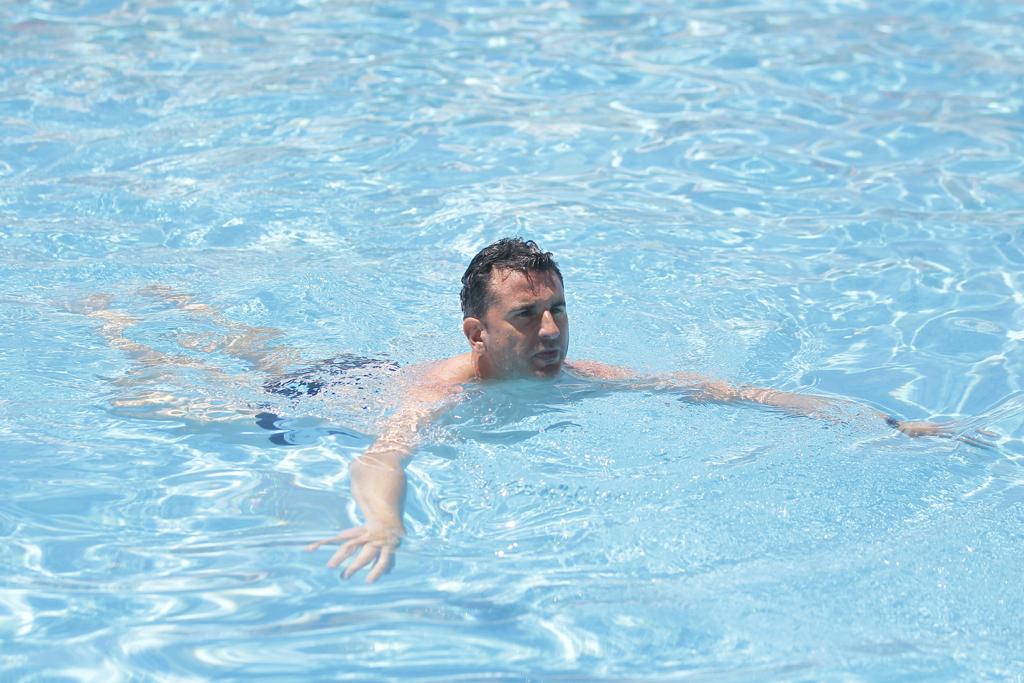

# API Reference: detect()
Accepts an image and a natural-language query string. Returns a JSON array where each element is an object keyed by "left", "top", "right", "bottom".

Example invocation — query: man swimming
[{"left": 303, "top": 237, "right": 963, "bottom": 583}]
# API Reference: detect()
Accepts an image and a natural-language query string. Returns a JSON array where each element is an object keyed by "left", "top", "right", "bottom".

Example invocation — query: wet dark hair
[{"left": 460, "top": 237, "right": 563, "bottom": 319}]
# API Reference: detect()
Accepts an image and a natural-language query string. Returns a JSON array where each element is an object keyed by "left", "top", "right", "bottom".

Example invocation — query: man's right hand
[
  {"left": 306, "top": 522, "right": 404, "bottom": 583},
  {"left": 305, "top": 362, "right": 464, "bottom": 583}
]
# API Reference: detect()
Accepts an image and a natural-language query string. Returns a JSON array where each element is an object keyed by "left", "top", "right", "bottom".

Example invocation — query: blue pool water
[{"left": 2, "top": 0, "right": 1024, "bottom": 679}]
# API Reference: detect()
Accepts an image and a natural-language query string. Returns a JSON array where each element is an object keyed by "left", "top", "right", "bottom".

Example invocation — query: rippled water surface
[{"left": 2, "top": 0, "right": 1024, "bottom": 680}]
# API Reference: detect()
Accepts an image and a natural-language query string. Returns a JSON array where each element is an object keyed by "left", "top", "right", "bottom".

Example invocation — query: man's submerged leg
[
  {"left": 138, "top": 285, "right": 301, "bottom": 374},
  {"left": 77, "top": 291, "right": 268, "bottom": 423}
]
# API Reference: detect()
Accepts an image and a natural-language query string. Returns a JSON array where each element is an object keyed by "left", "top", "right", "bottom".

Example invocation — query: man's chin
[{"left": 531, "top": 360, "right": 563, "bottom": 378}]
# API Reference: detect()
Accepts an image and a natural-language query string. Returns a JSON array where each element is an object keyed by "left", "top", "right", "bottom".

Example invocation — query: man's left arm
[{"left": 567, "top": 360, "right": 970, "bottom": 440}]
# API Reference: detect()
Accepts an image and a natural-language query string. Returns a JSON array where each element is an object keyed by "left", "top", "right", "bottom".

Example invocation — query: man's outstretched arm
[
  {"left": 305, "top": 359, "right": 468, "bottom": 582},
  {"left": 566, "top": 360, "right": 974, "bottom": 440}
]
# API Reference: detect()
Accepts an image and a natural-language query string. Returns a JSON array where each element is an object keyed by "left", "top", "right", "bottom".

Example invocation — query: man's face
[{"left": 471, "top": 268, "right": 569, "bottom": 379}]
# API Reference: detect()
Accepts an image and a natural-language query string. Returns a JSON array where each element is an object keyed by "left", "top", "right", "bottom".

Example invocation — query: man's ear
[{"left": 462, "top": 317, "right": 486, "bottom": 352}]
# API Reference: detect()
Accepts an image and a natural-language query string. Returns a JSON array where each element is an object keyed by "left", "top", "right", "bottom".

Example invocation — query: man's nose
[{"left": 539, "top": 310, "right": 560, "bottom": 338}]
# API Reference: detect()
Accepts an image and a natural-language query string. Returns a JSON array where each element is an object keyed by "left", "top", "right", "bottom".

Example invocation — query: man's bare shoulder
[
  {"left": 564, "top": 359, "right": 639, "bottom": 380},
  {"left": 401, "top": 353, "right": 476, "bottom": 402},
  {"left": 421, "top": 352, "right": 477, "bottom": 384},
  {"left": 564, "top": 360, "right": 719, "bottom": 388}
]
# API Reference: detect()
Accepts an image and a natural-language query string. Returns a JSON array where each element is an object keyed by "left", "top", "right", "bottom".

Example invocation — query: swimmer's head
[
  {"left": 461, "top": 238, "right": 569, "bottom": 379},
  {"left": 460, "top": 238, "right": 563, "bottom": 319}
]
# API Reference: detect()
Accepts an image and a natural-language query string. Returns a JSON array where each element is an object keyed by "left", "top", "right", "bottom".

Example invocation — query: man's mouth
[{"left": 534, "top": 349, "right": 561, "bottom": 364}]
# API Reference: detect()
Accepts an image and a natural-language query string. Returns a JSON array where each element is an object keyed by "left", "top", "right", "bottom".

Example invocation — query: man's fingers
[
  {"left": 956, "top": 431, "right": 997, "bottom": 449},
  {"left": 328, "top": 539, "right": 362, "bottom": 568},
  {"left": 305, "top": 537, "right": 340, "bottom": 552},
  {"left": 342, "top": 545, "right": 379, "bottom": 579},
  {"left": 366, "top": 547, "right": 395, "bottom": 583},
  {"left": 305, "top": 527, "right": 364, "bottom": 552},
  {"left": 306, "top": 527, "right": 402, "bottom": 582},
  {"left": 896, "top": 421, "right": 998, "bottom": 449}
]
